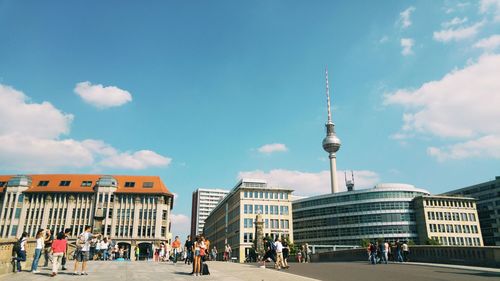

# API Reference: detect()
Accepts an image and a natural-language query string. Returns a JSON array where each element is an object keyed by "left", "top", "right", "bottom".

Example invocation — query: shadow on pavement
[{"left": 435, "top": 271, "right": 500, "bottom": 278}]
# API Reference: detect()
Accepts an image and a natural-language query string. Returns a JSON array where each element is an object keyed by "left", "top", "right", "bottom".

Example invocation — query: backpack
[
  {"left": 269, "top": 241, "right": 276, "bottom": 251},
  {"left": 13, "top": 239, "right": 22, "bottom": 254},
  {"left": 202, "top": 263, "right": 210, "bottom": 275}
]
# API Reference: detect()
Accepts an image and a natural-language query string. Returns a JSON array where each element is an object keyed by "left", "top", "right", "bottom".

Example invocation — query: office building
[
  {"left": 203, "top": 179, "right": 293, "bottom": 262},
  {"left": 293, "top": 183, "right": 430, "bottom": 246},
  {"left": 190, "top": 188, "right": 229, "bottom": 238},
  {"left": 444, "top": 176, "right": 500, "bottom": 246},
  {"left": 0, "top": 174, "right": 173, "bottom": 258},
  {"left": 413, "top": 195, "right": 483, "bottom": 246}
]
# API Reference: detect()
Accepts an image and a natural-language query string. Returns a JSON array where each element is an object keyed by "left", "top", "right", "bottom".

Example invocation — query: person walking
[
  {"left": 51, "top": 232, "right": 67, "bottom": 277},
  {"left": 224, "top": 244, "right": 230, "bottom": 262},
  {"left": 402, "top": 241, "right": 410, "bottom": 262},
  {"left": 282, "top": 239, "right": 290, "bottom": 269},
  {"left": 135, "top": 245, "right": 139, "bottom": 261},
  {"left": 305, "top": 243, "right": 312, "bottom": 263},
  {"left": 60, "top": 228, "right": 71, "bottom": 270},
  {"left": 395, "top": 240, "right": 403, "bottom": 262},
  {"left": 31, "top": 229, "right": 45, "bottom": 273},
  {"left": 43, "top": 229, "right": 53, "bottom": 267},
  {"left": 172, "top": 236, "right": 181, "bottom": 263},
  {"left": 369, "top": 242, "right": 377, "bottom": 265},
  {"left": 381, "top": 241, "right": 389, "bottom": 264},
  {"left": 211, "top": 246, "right": 218, "bottom": 261},
  {"left": 13, "top": 232, "right": 28, "bottom": 272},
  {"left": 184, "top": 235, "right": 193, "bottom": 265},
  {"left": 274, "top": 238, "right": 285, "bottom": 270},
  {"left": 74, "top": 225, "right": 92, "bottom": 275}
]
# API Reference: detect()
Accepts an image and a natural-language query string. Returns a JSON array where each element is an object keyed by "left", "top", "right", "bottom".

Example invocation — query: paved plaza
[{"left": 2, "top": 261, "right": 500, "bottom": 281}]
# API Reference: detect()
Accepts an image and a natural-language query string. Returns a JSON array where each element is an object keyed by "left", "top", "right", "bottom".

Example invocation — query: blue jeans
[
  {"left": 396, "top": 250, "right": 403, "bottom": 262},
  {"left": 103, "top": 250, "right": 109, "bottom": 260},
  {"left": 15, "top": 250, "right": 26, "bottom": 271},
  {"left": 370, "top": 252, "right": 377, "bottom": 264},
  {"left": 31, "top": 249, "right": 42, "bottom": 271}
]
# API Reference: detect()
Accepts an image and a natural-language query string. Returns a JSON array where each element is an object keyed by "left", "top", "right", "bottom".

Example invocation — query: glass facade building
[{"left": 293, "top": 183, "right": 430, "bottom": 246}]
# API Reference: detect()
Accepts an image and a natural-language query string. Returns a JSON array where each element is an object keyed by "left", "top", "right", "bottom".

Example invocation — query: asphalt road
[{"left": 283, "top": 262, "right": 500, "bottom": 281}]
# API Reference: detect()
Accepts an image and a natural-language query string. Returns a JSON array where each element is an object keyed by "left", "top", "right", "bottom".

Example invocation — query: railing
[{"left": 311, "top": 245, "right": 500, "bottom": 268}]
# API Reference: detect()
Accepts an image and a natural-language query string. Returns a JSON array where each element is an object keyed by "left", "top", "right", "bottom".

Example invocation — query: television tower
[{"left": 322, "top": 68, "right": 341, "bottom": 193}]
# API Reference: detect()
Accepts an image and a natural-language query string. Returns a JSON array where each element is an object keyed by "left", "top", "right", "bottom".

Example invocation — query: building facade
[
  {"left": 293, "top": 183, "right": 430, "bottom": 246},
  {"left": 444, "top": 176, "right": 500, "bottom": 246},
  {"left": 190, "top": 188, "right": 229, "bottom": 238},
  {"left": 413, "top": 195, "right": 483, "bottom": 246},
  {"left": 203, "top": 179, "right": 293, "bottom": 262},
  {"left": 0, "top": 174, "right": 173, "bottom": 258}
]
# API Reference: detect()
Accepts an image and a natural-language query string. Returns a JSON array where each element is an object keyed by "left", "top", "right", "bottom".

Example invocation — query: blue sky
[{"left": 1, "top": 0, "right": 499, "bottom": 238}]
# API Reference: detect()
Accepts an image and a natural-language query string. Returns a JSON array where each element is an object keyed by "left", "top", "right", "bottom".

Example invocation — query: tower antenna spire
[{"left": 325, "top": 67, "right": 332, "bottom": 124}]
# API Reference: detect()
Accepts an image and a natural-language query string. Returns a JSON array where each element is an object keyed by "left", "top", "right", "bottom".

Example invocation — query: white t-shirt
[
  {"left": 20, "top": 238, "right": 27, "bottom": 251},
  {"left": 274, "top": 241, "right": 283, "bottom": 253},
  {"left": 36, "top": 237, "right": 44, "bottom": 249},
  {"left": 100, "top": 241, "right": 109, "bottom": 250},
  {"left": 79, "top": 232, "right": 92, "bottom": 252}
]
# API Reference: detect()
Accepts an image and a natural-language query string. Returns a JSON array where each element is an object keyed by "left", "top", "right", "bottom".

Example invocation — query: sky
[{"left": 1, "top": 0, "right": 499, "bottom": 239}]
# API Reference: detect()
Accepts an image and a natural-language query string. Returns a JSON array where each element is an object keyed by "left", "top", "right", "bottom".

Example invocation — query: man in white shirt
[
  {"left": 74, "top": 225, "right": 93, "bottom": 275},
  {"left": 274, "top": 238, "right": 285, "bottom": 270}
]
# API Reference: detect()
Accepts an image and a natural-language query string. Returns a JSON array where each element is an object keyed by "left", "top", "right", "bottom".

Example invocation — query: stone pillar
[
  {"left": 255, "top": 213, "right": 265, "bottom": 257},
  {"left": 65, "top": 195, "right": 76, "bottom": 232},
  {"left": 132, "top": 196, "right": 141, "bottom": 238},
  {"left": 41, "top": 195, "right": 52, "bottom": 229}
]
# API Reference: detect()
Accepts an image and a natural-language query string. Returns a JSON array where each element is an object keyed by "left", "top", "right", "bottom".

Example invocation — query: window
[
  {"left": 37, "top": 181, "right": 49, "bottom": 187},
  {"left": 125, "top": 182, "right": 136, "bottom": 188},
  {"left": 143, "top": 182, "right": 154, "bottom": 188},
  {"left": 244, "top": 191, "right": 248, "bottom": 198},
  {"left": 81, "top": 181, "right": 92, "bottom": 187},
  {"left": 11, "top": 225, "right": 18, "bottom": 236},
  {"left": 59, "top": 181, "right": 71, "bottom": 186}
]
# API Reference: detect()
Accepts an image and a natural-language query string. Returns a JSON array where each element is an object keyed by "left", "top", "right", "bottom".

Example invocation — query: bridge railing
[{"left": 310, "top": 245, "right": 500, "bottom": 268}]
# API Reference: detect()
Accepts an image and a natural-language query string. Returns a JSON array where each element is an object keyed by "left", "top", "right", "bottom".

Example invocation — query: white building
[
  {"left": 203, "top": 179, "right": 294, "bottom": 262},
  {"left": 190, "top": 188, "right": 229, "bottom": 238}
]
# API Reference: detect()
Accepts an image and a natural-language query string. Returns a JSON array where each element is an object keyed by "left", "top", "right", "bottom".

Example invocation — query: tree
[
  {"left": 360, "top": 238, "right": 370, "bottom": 247},
  {"left": 425, "top": 238, "right": 440, "bottom": 245}
]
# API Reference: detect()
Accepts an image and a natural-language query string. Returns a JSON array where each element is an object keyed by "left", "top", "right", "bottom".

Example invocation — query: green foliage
[
  {"left": 407, "top": 239, "right": 416, "bottom": 246},
  {"left": 425, "top": 238, "right": 441, "bottom": 245},
  {"left": 360, "top": 238, "right": 370, "bottom": 247}
]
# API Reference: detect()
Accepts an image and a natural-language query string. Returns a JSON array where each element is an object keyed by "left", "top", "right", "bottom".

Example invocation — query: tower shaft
[{"left": 329, "top": 153, "right": 339, "bottom": 193}]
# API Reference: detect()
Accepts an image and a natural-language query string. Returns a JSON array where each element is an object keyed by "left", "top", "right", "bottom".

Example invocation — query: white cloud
[
  {"left": 257, "top": 143, "right": 288, "bottom": 154},
  {"left": 0, "top": 84, "right": 73, "bottom": 139},
  {"left": 428, "top": 135, "right": 500, "bottom": 161},
  {"left": 400, "top": 38, "right": 415, "bottom": 56},
  {"left": 433, "top": 21, "right": 484, "bottom": 42},
  {"left": 0, "top": 84, "right": 170, "bottom": 171},
  {"left": 442, "top": 17, "right": 468, "bottom": 28},
  {"left": 170, "top": 213, "right": 191, "bottom": 238},
  {"left": 480, "top": 0, "right": 500, "bottom": 22},
  {"left": 474, "top": 34, "right": 500, "bottom": 51},
  {"left": 100, "top": 150, "right": 172, "bottom": 170},
  {"left": 384, "top": 54, "right": 500, "bottom": 160},
  {"left": 74, "top": 81, "right": 132, "bottom": 109},
  {"left": 0, "top": 134, "right": 94, "bottom": 171},
  {"left": 238, "top": 169, "right": 380, "bottom": 196},
  {"left": 399, "top": 6, "right": 416, "bottom": 29}
]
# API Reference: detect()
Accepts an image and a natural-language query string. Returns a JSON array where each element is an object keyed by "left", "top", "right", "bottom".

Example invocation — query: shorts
[
  {"left": 195, "top": 250, "right": 200, "bottom": 256},
  {"left": 75, "top": 250, "right": 89, "bottom": 262}
]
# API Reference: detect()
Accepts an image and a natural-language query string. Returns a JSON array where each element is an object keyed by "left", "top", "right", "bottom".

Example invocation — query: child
[{"left": 51, "top": 232, "right": 67, "bottom": 277}]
